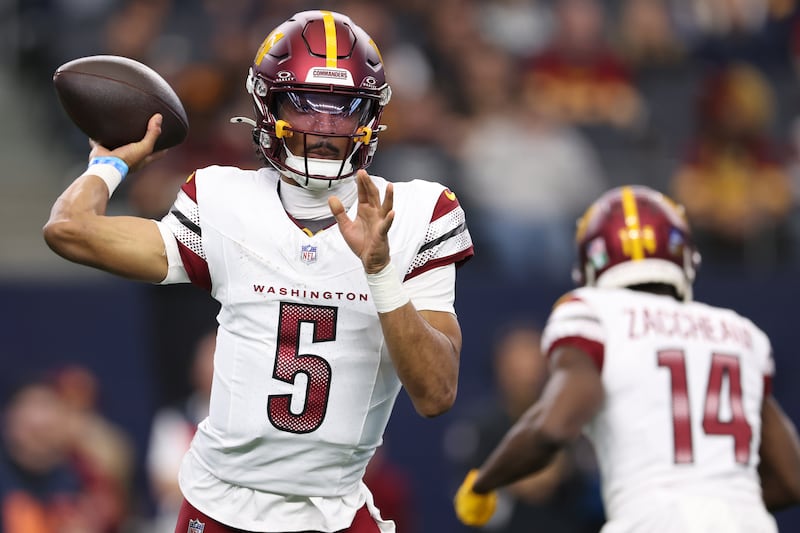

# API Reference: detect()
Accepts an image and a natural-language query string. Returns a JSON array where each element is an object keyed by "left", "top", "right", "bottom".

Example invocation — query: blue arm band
[{"left": 88, "top": 156, "right": 129, "bottom": 180}]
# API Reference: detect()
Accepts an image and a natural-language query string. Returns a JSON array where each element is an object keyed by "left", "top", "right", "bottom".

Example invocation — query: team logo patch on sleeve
[
  {"left": 188, "top": 518, "right": 205, "bottom": 533},
  {"left": 301, "top": 244, "right": 318, "bottom": 264}
]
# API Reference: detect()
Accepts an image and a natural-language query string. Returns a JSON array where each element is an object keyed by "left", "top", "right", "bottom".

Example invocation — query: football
[{"left": 53, "top": 55, "right": 189, "bottom": 151}]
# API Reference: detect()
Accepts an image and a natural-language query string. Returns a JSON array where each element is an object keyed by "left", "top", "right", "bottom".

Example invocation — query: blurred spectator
[
  {"left": 617, "top": 0, "right": 686, "bottom": 69},
  {"left": 342, "top": 0, "right": 462, "bottom": 186},
  {"left": 51, "top": 365, "right": 136, "bottom": 532},
  {"left": 145, "top": 328, "right": 215, "bottom": 532},
  {"left": 420, "top": 0, "right": 486, "bottom": 117},
  {"left": 520, "top": 0, "right": 645, "bottom": 130},
  {"left": 678, "top": 0, "right": 793, "bottom": 38},
  {"left": 670, "top": 61, "right": 797, "bottom": 270},
  {"left": 443, "top": 324, "right": 603, "bottom": 532},
  {"left": 106, "top": 0, "right": 261, "bottom": 218},
  {"left": 475, "top": 0, "right": 554, "bottom": 59},
  {"left": 102, "top": 0, "right": 170, "bottom": 63},
  {"left": 673, "top": 0, "right": 798, "bottom": 67},
  {"left": 457, "top": 44, "right": 607, "bottom": 282},
  {"left": 0, "top": 377, "right": 99, "bottom": 532}
]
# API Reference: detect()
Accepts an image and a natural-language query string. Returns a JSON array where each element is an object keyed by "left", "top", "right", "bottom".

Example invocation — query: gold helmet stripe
[
  {"left": 321, "top": 11, "right": 338, "bottom": 68},
  {"left": 621, "top": 186, "right": 645, "bottom": 260}
]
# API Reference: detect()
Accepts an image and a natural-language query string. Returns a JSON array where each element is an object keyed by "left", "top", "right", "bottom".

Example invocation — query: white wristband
[
  {"left": 81, "top": 156, "right": 129, "bottom": 197},
  {"left": 366, "top": 262, "right": 410, "bottom": 313}
]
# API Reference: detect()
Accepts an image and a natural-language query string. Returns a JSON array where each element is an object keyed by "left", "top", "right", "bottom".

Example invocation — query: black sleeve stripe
[
  {"left": 418, "top": 220, "right": 467, "bottom": 254},
  {"left": 171, "top": 208, "right": 202, "bottom": 237}
]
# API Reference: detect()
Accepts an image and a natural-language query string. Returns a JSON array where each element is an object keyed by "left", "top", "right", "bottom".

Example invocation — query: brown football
[{"left": 53, "top": 55, "right": 189, "bottom": 151}]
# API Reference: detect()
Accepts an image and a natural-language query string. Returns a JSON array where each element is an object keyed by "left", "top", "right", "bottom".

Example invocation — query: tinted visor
[{"left": 274, "top": 91, "right": 375, "bottom": 134}]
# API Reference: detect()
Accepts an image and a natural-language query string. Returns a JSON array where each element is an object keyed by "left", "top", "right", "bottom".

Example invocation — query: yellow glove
[{"left": 454, "top": 469, "right": 497, "bottom": 526}]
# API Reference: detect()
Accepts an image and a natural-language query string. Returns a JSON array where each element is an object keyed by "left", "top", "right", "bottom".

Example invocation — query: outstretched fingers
[
  {"left": 357, "top": 169, "right": 384, "bottom": 207},
  {"left": 328, "top": 195, "right": 350, "bottom": 228},
  {"left": 378, "top": 209, "right": 395, "bottom": 236},
  {"left": 334, "top": 170, "right": 395, "bottom": 231},
  {"left": 378, "top": 183, "right": 395, "bottom": 235},
  {"left": 382, "top": 182, "right": 394, "bottom": 216}
]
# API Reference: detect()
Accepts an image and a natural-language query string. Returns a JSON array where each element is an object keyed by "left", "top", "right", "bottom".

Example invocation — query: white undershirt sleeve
[{"left": 154, "top": 220, "right": 190, "bottom": 285}]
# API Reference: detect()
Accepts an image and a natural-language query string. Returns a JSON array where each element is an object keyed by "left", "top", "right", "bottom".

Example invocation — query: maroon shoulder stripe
[{"left": 547, "top": 335, "right": 605, "bottom": 372}]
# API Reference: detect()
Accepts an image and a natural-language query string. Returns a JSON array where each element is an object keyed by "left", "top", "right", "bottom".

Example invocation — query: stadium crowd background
[{"left": 1, "top": 0, "right": 800, "bottom": 531}]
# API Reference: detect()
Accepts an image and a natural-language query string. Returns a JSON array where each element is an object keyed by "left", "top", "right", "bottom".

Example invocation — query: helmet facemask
[{"left": 250, "top": 84, "right": 383, "bottom": 189}]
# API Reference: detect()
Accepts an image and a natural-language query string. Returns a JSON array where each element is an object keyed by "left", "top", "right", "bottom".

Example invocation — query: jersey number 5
[
  {"left": 268, "top": 302, "right": 336, "bottom": 434},
  {"left": 658, "top": 350, "right": 753, "bottom": 465}
]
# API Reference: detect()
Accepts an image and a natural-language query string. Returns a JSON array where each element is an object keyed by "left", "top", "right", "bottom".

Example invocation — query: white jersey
[
  {"left": 542, "top": 287, "right": 777, "bottom": 533},
  {"left": 159, "top": 166, "right": 473, "bottom": 531}
]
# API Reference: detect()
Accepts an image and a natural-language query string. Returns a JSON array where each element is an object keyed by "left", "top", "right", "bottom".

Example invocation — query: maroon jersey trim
[
  {"left": 431, "top": 188, "right": 461, "bottom": 221},
  {"left": 403, "top": 248, "right": 473, "bottom": 282},
  {"left": 182, "top": 172, "right": 198, "bottom": 201},
  {"left": 548, "top": 335, "right": 605, "bottom": 372},
  {"left": 177, "top": 241, "right": 211, "bottom": 291}
]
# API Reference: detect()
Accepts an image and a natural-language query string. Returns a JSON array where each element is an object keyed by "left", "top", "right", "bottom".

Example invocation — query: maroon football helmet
[
  {"left": 244, "top": 10, "right": 391, "bottom": 189},
  {"left": 572, "top": 186, "right": 701, "bottom": 300}
]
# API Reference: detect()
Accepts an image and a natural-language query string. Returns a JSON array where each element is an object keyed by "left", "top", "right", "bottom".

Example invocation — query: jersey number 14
[{"left": 658, "top": 350, "right": 753, "bottom": 465}]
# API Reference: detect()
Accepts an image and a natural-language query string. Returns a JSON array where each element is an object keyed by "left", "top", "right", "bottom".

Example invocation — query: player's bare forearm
[
  {"left": 45, "top": 171, "right": 114, "bottom": 258},
  {"left": 45, "top": 205, "right": 168, "bottom": 282},
  {"left": 44, "top": 176, "right": 168, "bottom": 282},
  {"left": 472, "top": 403, "right": 564, "bottom": 493},
  {"left": 759, "top": 396, "right": 800, "bottom": 511},
  {"left": 378, "top": 306, "right": 460, "bottom": 417},
  {"left": 473, "top": 346, "right": 604, "bottom": 494},
  {"left": 44, "top": 114, "right": 169, "bottom": 282}
]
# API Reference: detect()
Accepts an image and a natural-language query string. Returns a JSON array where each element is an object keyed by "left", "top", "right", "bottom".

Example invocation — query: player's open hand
[
  {"left": 89, "top": 113, "right": 165, "bottom": 172},
  {"left": 454, "top": 469, "right": 497, "bottom": 527},
  {"left": 329, "top": 169, "right": 394, "bottom": 274}
]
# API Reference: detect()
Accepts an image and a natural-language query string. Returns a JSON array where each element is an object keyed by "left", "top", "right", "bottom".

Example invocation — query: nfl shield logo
[
  {"left": 187, "top": 519, "right": 205, "bottom": 533},
  {"left": 301, "top": 244, "right": 317, "bottom": 264}
]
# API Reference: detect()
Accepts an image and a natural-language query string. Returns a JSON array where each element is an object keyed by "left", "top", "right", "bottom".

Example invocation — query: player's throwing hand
[{"left": 89, "top": 113, "right": 164, "bottom": 172}]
